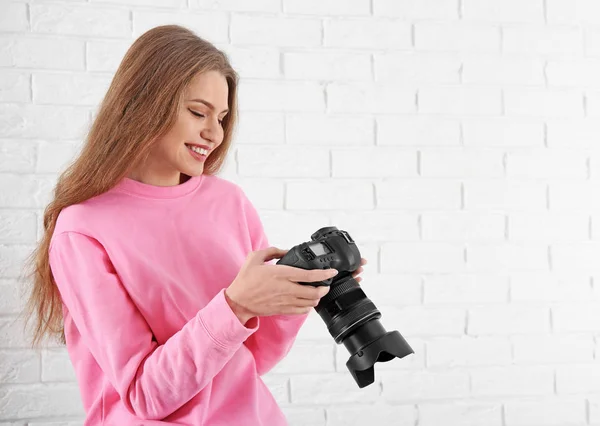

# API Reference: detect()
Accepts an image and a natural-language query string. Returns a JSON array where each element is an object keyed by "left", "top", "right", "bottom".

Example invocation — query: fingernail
[{"left": 329, "top": 269, "right": 338, "bottom": 276}]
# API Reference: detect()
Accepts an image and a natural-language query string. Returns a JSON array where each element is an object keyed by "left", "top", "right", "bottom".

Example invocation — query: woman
[{"left": 23, "top": 25, "right": 366, "bottom": 425}]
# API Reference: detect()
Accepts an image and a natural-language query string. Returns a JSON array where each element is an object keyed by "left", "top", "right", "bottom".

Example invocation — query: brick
[
  {"left": 190, "top": 0, "right": 277, "bottom": 11},
  {"left": 329, "top": 211, "right": 419, "bottom": 242},
  {"left": 286, "top": 180, "right": 374, "bottom": 211},
  {"left": 0, "top": 36, "right": 84, "bottom": 70},
  {"left": 86, "top": 40, "right": 130, "bottom": 72},
  {"left": 505, "top": 89, "right": 584, "bottom": 117},
  {"left": 234, "top": 178, "right": 284, "bottom": 210},
  {"left": 0, "top": 140, "right": 36, "bottom": 173},
  {"left": 426, "top": 336, "right": 511, "bottom": 367},
  {"left": 374, "top": 52, "right": 461, "bottom": 85},
  {"left": 471, "top": 366, "right": 554, "bottom": 396},
  {"left": 238, "top": 81, "right": 324, "bottom": 112},
  {"left": 231, "top": 15, "right": 321, "bottom": 47},
  {"left": 269, "top": 341, "right": 334, "bottom": 374},
  {"left": 377, "top": 179, "right": 461, "bottom": 210},
  {"left": 509, "top": 212, "right": 589, "bottom": 241},
  {"left": 0, "top": 104, "right": 89, "bottom": 140},
  {"left": 511, "top": 273, "right": 592, "bottom": 303},
  {"left": 283, "top": 0, "right": 369, "bottom": 16},
  {"left": 358, "top": 273, "right": 422, "bottom": 307},
  {"left": 258, "top": 211, "right": 332, "bottom": 248},
  {"left": 418, "top": 87, "right": 502, "bottom": 115},
  {"left": 327, "top": 404, "right": 416, "bottom": 426},
  {"left": 0, "top": 316, "right": 32, "bottom": 348},
  {"left": 0, "top": 350, "right": 40, "bottom": 383},
  {"left": 464, "top": 180, "right": 547, "bottom": 211},
  {"left": 0, "top": 210, "right": 37, "bottom": 244},
  {"left": 237, "top": 146, "right": 329, "bottom": 177},
  {"left": 327, "top": 83, "right": 416, "bottom": 114},
  {"left": 381, "top": 305, "right": 466, "bottom": 336},
  {"left": 33, "top": 73, "right": 112, "bottom": 106},
  {"left": 281, "top": 407, "right": 325, "bottom": 426},
  {"left": 133, "top": 11, "right": 228, "bottom": 43},
  {"left": 373, "top": 0, "right": 458, "bottom": 20},
  {"left": 547, "top": 119, "right": 600, "bottom": 147},
  {"left": 324, "top": 19, "right": 412, "bottom": 49},
  {"left": 0, "top": 3, "right": 28, "bottom": 31},
  {"left": 415, "top": 23, "right": 500, "bottom": 52},
  {"left": 462, "top": 118, "right": 544, "bottom": 147},
  {"left": 332, "top": 147, "right": 417, "bottom": 178},
  {"left": 222, "top": 46, "right": 279, "bottom": 79},
  {"left": 467, "top": 243, "right": 548, "bottom": 272},
  {"left": 423, "top": 274, "right": 508, "bottom": 304},
  {"left": 234, "top": 112, "right": 284, "bottom": 144},
  {"left": 37, "top": 141, "right": 80, "bottom": 174},
  {"left": 586, "top": 28, "right": 600, "bottom": 57},
  {"left": 468, "top": 305, "right": 549, "bottom": 335},
  {"left": 549, "top": 182, "right": 600, "bottom": 211},
  {"left": 504, "top": 398, "right": 586, "bottom": 426},
  {"left": 547, "top": 0, "right": 600, "bottom": 25},
  {"left": 419, "top": 401, "right": 502, "bottom": 426},
  {"left": 284, "top": 51, "right": 371, "bottom": 81},
  {"left": 513, "top": 335, "right": 594, "bottom": 364},
  {"left": 290, "top": 373, "right": 380, "bottom": 404},
  {"left": 380, "top": 370, "right": 469, "bottom": 401},
  {"left": 41, "top": 349, "right": 77, "bottom": 382},
  {"left": 377, "top": 116, "right": 461, "bottom": 147},
  {"left": 261, "top": 375, "right": 289, "bottom": 405},
  {"left": 503, "top": 26, "right": 583, "bottom": 56},
  {"left": 422, "top": 212, "right": 505, "bottom": 242},
  {"left": 547, "top": 59, "right": 600, "bottom": 89},
  {"left": 381, "top": 242, "right": 465, "bottom": 273},
  {"left": 0, "top": 279, "right": 28, "bottom": 314},
  {"left": 462, "top": 56, "right": 545, "bottom": 86},
  {"left": 0, "top": 175, "right": 56, "bottom": 209},
  {"left": 0, "top": 71, "right": 30, "bottom": 103},
  {"left": 30, "top": 4, "right": 130, "bottom": 38},
  {"left": 552, "top": 303, "right": 600, "bottom": 332},
  {"left": 420, "top": 148, "right": 504, "bottom": 178},
  {"left": 286, "top": 114, "right": 374, "bottom": 146},
  {"left": 463, "top": 0, "right": 544, "bottom": 23},
  {"left": 552, "top": 243, "right": 600, "bottom": 273},
  {"left": 0, "top": 384, "right": 84, "bottom": 418}
]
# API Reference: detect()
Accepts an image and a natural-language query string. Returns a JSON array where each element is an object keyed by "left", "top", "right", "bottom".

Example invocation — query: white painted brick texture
[{"left": 0, "top": 0, "right": 598, "bottom": 425}]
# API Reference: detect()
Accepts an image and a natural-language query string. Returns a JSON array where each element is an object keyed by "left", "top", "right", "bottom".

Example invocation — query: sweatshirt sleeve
[
  {"left": 49, "top": 231, "right": 259, "bottom": 420},
  {"left": 239, "top": 192, "right": 310, "bottom": 376}
]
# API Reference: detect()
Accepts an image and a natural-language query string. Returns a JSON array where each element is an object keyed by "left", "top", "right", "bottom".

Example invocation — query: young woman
[{"left": 23, "top": 25, "right": 366, "bottom": 425}]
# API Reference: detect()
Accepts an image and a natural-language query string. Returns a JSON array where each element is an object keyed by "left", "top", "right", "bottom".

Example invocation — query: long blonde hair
[{"left": 22, "top": 25, "right": 240, "bottom": 347}]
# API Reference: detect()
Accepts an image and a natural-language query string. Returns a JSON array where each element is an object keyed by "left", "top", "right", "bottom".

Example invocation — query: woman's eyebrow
[{"left": 188, "top": 98, "right": 229, "bottom": 114}]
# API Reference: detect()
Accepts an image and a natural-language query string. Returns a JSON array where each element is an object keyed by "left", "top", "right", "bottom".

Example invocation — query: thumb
[{"left": 252, "top": 246, "right": 288, "bottom": 264}]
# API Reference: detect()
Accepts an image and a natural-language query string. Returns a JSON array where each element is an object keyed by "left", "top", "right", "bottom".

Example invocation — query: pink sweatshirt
[{"left": 49, "top": 174, "right": 308, "bottom": 425}]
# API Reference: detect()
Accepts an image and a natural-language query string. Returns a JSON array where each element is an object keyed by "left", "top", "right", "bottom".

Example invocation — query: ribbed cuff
[{"left": 197, "top": 288, "right": 259, "bottom": 349}]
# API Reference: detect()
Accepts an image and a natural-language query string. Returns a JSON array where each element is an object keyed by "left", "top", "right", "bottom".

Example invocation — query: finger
[
  {"left": 291, "top": 282, "right": 330, "bottom": 300},
  {"left": 352, "top": 266, "right": 364, "bottom": 277},
  {"left": 278, "top": 266, "right": 339, "bottom": 283},
  {"left": 361, "top": 258, "right": 367, "bottom": 266},
  {"left": 254, "top": 247, "right": 288, "bottom": 263}
]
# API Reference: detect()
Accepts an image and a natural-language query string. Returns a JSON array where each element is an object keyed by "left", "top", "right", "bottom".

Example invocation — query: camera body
[{"left": 276, "top": 226, "right": 414, "bottom": 388}]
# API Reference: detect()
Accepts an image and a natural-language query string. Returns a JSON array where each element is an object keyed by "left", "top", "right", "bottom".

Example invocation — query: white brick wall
[{"left": 0, "top": 0, "right": 598, "bottom": 425}]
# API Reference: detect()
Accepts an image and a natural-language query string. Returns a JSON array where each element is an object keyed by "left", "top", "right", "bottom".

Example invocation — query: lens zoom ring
[{"left": 319, "top": 276, "right": 360, "bottom": 306}]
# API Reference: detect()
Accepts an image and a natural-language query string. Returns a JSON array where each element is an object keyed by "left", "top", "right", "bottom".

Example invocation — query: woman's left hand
[{"left": 352, "top": 258, "right": 367, "bottom": 283}]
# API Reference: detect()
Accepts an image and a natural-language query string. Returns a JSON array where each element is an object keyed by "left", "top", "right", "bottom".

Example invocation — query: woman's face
[{"left": 129, "top": 70, "right": 229, "bottom": 186}]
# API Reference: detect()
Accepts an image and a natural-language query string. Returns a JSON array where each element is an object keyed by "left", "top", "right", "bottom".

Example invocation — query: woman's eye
[{"left": 190, "top": 109, "right": 224, "bottom": 126}]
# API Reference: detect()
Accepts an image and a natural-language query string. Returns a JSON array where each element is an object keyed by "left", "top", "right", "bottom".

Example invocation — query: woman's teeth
[{"left": 188, "top": 145, "right": 208, "bottom": 155}]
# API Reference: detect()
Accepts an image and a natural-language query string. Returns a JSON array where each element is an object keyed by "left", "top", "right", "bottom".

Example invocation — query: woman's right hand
[{"left": 224, "top": 247, "right": 338, "bottom": 323}]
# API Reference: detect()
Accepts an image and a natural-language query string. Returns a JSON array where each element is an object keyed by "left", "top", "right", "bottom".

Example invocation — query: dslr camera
[{"left": 276, "top": 226, "right": 414, "bottom": 388}]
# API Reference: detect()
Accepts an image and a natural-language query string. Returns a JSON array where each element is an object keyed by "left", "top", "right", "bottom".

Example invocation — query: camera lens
[{"left": 314, "top": 275, "right": 380, "bottom": 343}]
